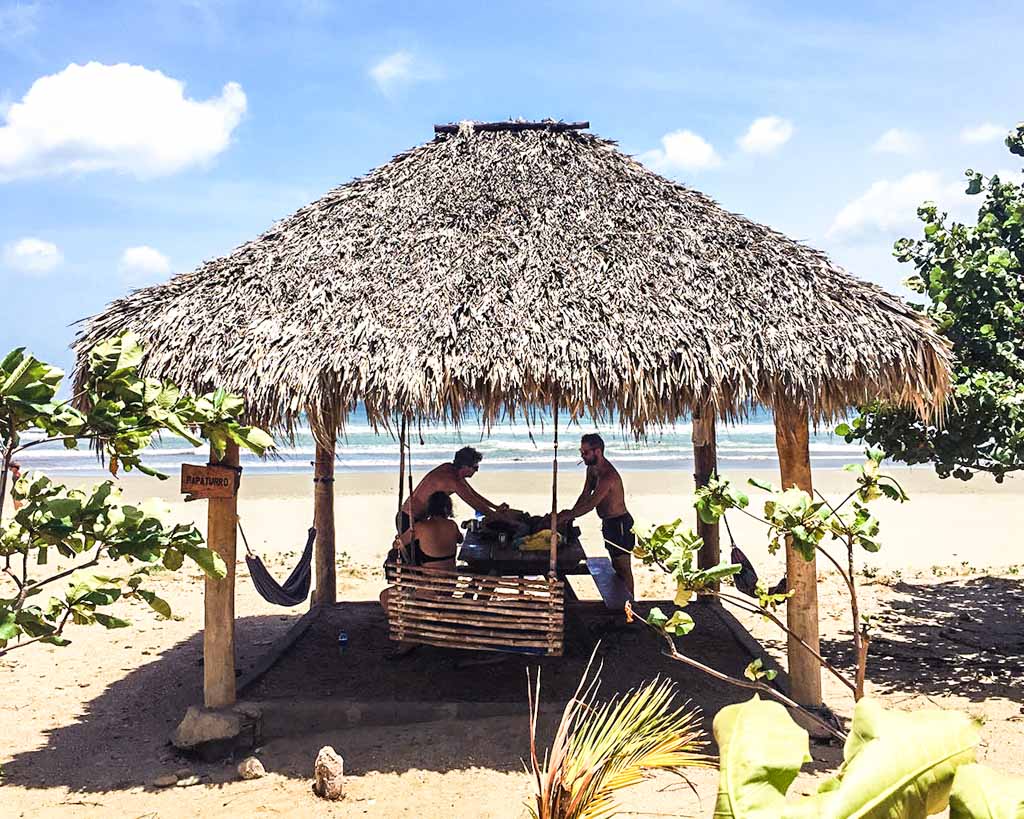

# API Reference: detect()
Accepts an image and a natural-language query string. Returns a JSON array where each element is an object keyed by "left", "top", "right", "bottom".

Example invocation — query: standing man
[{"left": 558, "top": 434, "right": 635, "bottom": 595}]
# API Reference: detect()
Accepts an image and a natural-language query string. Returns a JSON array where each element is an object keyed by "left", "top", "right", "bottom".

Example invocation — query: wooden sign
[{"left": 181, "top": 463, "right": 238, "bottom": 501}]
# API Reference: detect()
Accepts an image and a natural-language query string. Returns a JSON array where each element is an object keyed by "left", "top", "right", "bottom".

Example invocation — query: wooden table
[{"left": 458, "top": 530, "right": 589, "bottom": 578}]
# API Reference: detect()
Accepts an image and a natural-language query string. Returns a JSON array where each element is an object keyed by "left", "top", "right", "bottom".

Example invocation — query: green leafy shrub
[{"left": 0, "top": 333, "right": 272, "bottom": 656}]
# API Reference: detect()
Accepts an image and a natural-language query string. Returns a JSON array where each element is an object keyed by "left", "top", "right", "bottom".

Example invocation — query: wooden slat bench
[
  {"left": 385, "top": 563, "right": 565, "bottom": 656},
  {"left": 586, "top": 557, "right": 632, "bottom": 612}
]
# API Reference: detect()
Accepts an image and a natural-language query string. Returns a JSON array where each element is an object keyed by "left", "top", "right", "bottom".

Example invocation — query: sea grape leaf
[
  {"left": 811, "top": 698, "right": 979, "bottom": 818},
  {"left": 949, "top": 763, "right": 1024, "bottom": 819},
  {"left": 713, "top": 695, "right": 810, "bottom": 818}
]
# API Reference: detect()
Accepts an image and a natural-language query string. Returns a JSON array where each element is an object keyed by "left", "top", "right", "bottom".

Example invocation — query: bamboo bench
[{"left": 385, "top": 563, "right": 565, "bottom": 656}]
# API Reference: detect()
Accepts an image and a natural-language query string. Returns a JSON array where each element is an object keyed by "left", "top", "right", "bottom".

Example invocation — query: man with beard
[{"left": 557, "top": 433, "right": 634, "bottom": 595}]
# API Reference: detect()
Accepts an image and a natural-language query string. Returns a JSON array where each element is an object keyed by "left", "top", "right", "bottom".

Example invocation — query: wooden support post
[
  {"left": 692, "top": 408, "right": 720, "bottom": 590},
  {"left": 313, "top": 439, "right": 337, "bottom": 606},
  {"left": 549, "top": 399, "right": 560, "bottom": 577},
  {"left": 774, "top": 399, "right": 823, "bottom": 707},
  {"left": 204, "top": 441, "right": 239, "bottom": 709}
]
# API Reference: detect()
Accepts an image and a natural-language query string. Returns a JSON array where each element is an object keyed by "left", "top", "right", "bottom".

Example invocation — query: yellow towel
[{"left": 519, "top": 529, "right": 559, "bottom": 551}]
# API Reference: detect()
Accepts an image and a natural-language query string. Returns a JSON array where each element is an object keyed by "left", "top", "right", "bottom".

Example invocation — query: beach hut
[{"left": 73, "top": 119, "right": 950, "bottom": 712}]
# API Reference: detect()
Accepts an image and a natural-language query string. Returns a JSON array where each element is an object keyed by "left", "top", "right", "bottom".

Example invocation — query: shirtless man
[
  {"left": 397, "top": 446, "right": 510, "bottom": 533},
  {"left": 557, "top": 433, "right": 635, "bottom": 595}
]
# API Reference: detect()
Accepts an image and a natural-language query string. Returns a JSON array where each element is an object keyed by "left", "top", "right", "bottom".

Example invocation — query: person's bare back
[
  {"left": 405, "top": 517, "right": 461, "bottom": 562},
  {"left": 400, "top": 448, "right": 508, "bottom": 525},
  {"left": 404, "top": 463, "right": 460, "bottom": 519}
]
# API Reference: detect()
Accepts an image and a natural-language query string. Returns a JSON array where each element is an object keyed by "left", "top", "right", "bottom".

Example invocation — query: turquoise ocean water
[{"left": 16, "top": 406, "right": 863, "bottom": 477}]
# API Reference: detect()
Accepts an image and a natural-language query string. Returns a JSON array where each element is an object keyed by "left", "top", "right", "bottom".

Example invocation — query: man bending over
[
  {"left": 558, "top": 434, "right": 635, "bottom": 595},
  {"left": 398, "top": 446, "right": 511, "bottom": 533}
]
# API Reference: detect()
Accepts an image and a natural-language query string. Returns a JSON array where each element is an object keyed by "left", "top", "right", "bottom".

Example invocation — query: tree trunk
[
  {"left": 693, "top": 408, "right": 720, "bottom": 593},
  {"left": 314, "top": 440, "right": 337, "bottom": 606},
  {"left": 773, "top": 399, "right": 823, "bottom": 708}
]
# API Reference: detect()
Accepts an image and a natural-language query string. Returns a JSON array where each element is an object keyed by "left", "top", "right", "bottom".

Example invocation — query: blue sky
[{"left": 2, "top": 0, "right": 1022, "bottom": 373}]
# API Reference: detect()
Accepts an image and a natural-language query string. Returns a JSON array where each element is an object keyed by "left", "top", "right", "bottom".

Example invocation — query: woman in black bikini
[
  {"left": 396, "top": 491, "right": 462, "bottom": 568},
  {"left": 380, "top": 491, "right": 462, "bottom": 619}
]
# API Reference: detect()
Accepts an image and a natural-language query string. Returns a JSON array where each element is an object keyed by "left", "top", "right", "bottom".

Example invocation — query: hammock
[
  {"left": 723, "top": 514, "right": 786, "bottom": 597},
  {"left": 240, "top": 521, "right": 316, "bottom": 607}
]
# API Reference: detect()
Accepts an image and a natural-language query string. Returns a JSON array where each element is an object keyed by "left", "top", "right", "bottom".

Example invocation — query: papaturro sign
[{"left": 180, "top": 463, "right": 239, "bottom": 501}]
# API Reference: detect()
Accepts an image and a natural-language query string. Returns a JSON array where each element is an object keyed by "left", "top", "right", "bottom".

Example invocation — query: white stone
[
  {"left": 312, "top": 746, "right": 344, "bottom": 800},
  {"left": 238, "top": 756, "right": 266, "bottom": 780}
]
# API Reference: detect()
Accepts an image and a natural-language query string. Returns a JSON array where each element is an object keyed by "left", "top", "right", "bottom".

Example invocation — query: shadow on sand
[
  {"left": 817, "top": 575, "right": 1024, "bottom": 703},
  {"left": 3, "top": 600, "right": 759, "bottom": 793}
]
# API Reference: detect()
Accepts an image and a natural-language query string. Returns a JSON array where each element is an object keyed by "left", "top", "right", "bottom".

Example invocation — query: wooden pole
[
  {"left": 204, "top": 441, "right": 239, "bottom": 709},
  {"left": 692, "top": 408, "right": 720, "bottom": 592},
  {"left": 313, "top": 439, "right": 336, "bottom": 606},
  {"left": 396, "top": 416, "right": 407, "bottom": 535},
  {"left": 774, "top": 398, "right": 823, "bottom": 707},
  {"left": 549, "top": 399, "right": 560, "bottom": 577},
  {"left": 407, "top": 420, "right": 417, "bottom": 566}
]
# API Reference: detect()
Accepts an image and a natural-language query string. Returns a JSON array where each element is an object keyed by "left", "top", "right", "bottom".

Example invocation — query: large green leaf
[
  {"left": 949, "top": 764, "right": 1024, "bottom": 818},
  {"left": 713, "top": 695, "right": 811, "bottom": 818},
  {"left": 810, "top": 698, "right": 979, "bottom": 818}
]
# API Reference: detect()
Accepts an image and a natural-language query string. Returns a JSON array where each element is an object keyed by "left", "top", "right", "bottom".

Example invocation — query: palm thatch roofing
[{"left": 74, "top": 119, "right": 950, "bottom": 438}]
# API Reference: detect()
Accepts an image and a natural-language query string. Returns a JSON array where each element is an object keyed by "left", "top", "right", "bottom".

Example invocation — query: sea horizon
[{"left": 15, "top": 405, "right": 876, "bottom": 477}]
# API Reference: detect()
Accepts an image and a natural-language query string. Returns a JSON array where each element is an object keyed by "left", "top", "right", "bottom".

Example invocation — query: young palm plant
[{"left": 527, "top": 651, "right": 710, "bottom": 819}]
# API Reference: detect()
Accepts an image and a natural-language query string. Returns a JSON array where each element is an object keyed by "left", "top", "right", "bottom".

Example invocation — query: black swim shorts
[{"left": 601, "top": 513, "right": 635, "bottom": 560}]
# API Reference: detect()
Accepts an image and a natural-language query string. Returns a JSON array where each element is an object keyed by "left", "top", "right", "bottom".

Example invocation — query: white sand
[{"left": 94, "top": 465, "right": 1024, "bottom": 578}]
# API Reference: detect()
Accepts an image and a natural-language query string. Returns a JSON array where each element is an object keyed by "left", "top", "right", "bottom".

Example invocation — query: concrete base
[
  {"left": 251, "top": 698, "right": 565, "bottom": 739},
  {"left": 171, "top": 703, "right": 263, "bottom": 761}
]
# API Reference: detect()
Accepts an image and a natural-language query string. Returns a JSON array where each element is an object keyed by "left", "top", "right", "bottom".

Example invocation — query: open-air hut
[{"left": 74, "top": 120, "right": 950, "bottom": 712}]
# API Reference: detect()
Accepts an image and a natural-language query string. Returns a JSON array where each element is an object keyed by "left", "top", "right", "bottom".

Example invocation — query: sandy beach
[
  {"left": 2, "top": 465, "right": 1022, "bottom": 816},
  {"left": 106, "top": 464, "right": 1024, "bottom": 577}
]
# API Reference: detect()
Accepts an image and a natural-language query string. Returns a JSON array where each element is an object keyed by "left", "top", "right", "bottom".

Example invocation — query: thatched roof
[{"left": 74, "top": 120, "right": 950, "bottom": 438}]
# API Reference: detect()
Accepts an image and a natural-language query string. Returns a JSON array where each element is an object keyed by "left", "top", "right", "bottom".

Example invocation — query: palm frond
[{"left": 528, "top": 647, "right": 711, "bottom": 819}]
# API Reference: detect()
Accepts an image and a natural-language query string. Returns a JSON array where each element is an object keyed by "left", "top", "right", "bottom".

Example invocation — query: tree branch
[
  {"left": 635, "top": 614, "right": 847, "bottom": 742},
  {"left": 0, "top": 598, "right": 76, "bottom": 658},
  {"left": 24, "top": 550, "right": 102, "bottom": 595},
  {"left": 713, "top": 590, "right": 857, "bottom": 694}
]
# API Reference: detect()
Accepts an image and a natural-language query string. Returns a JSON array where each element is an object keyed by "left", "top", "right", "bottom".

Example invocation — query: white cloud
[
  {"left": 3, "top": 236, "right": 62, "bottom": 275},
  {"left": 826, "top": 171, "right": 969, "bottom": 242},
  {"left": 961, "top": 122, "right": 1006, "bottom": 144},
  {"left": 0, "top": 62, "right": 246, "bottom": 181},
  {"left": 871, "top": 128, "right": 918, "bottom": 155},
  {"left": 119, "top": 245, "right": 172, "bottom": 284},
  {"left": 369, "top": 51, "right": 440, "bottom": 94},
  {"left": 638, "top": 129, "right": 721, "bottom": 172},
  {"left": 737, "top": 116, "right": 793, "bottom": 154}
]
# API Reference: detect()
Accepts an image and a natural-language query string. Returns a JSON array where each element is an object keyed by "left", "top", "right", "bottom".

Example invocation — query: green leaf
[
  {"left": 0, "top": 612, "right": 20, "bottom": 641},
  {"left": 162, "top": 548, "right": 183, "bottom": 571},
  {"left": 137, "top": 589, "right": 172, "bottom": 619},
  {"left": 185, "top": 546, "right": 227, "bottom": 579},
  {"left": 646, "top": 606, "right": 669, "bottom": 629},
  {"left": 93, "top": 612, "right": 130, "bottom": 629},
  {"left": 949, "top": 763, "right": 1024, "bottom": 818},
  {"left": 664, "top": 610, "right": 694, "bottom": 636},
  {"left": 743, "top": 658, "right": 778, "bottom": 682},
  {"left": 713, "top": 695, "right": 811, "bottom": 818},
  {"left": 812, "top": 698, "right": 979, "bottom": 817},
  {"left": 748, "top": 477, "right": 775, "bottom": 492}
]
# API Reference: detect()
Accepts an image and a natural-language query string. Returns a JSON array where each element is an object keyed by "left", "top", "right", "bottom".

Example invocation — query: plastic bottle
[{"left": 337, "top": 630, "right": 348, "bottom": 654}]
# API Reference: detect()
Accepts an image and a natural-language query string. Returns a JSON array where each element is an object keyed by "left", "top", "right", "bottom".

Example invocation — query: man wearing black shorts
[{"left": 557, "top": 434, "right": 635, "bottom": 595}]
